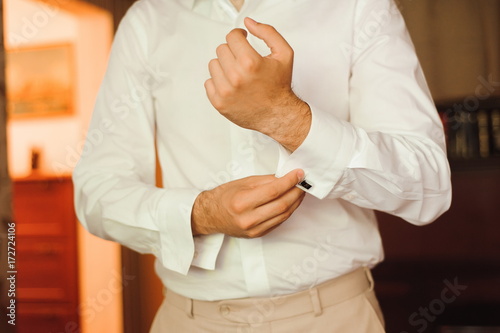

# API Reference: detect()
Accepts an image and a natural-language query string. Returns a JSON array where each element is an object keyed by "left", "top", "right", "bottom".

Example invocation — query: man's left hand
[{"left": 205, "top": 17, "right": 311, "bottom": 152}]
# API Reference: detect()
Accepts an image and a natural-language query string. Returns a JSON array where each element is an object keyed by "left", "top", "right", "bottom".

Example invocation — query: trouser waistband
[{"left": 165, "top": 267, "right": 374, "bottom": 324}]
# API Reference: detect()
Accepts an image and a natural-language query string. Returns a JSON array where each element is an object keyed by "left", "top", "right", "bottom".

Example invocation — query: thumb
[
  {"left": 278, "top": 169, "right": 305, "bottom": 185},
  {"left": 244, "top": 17, "right": 293, "bottom": 60}
]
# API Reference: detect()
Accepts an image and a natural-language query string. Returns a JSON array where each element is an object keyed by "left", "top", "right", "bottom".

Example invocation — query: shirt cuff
[
  {"left": 192, "top": 233, "right": 225, "bottom": 270},
  {"left": 155, "top": 188, "right": 198, "bottom": 275},
  {"left": 156, "top": 188, "right": 225, "bottom": 275},
  {"left": 276, "top": 105, "right": 357, "bottom": 199}
]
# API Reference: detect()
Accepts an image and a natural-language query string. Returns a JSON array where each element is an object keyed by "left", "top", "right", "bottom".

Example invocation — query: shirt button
[{"left": 220, "top": 305, "right": 230, "bottom": 316}]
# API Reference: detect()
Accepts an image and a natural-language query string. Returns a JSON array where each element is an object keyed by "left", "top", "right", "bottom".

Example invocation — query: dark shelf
[
  {"left": 435, "top": 96, "right": 500, "bottom": 111},
  {"left": 449, "top": 156, "right": 500, "bottom": 172}
]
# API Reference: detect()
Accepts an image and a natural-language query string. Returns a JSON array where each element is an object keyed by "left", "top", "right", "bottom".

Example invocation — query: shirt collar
[{"left": 189, "top": 0, "right": 248, "bottom": 10}]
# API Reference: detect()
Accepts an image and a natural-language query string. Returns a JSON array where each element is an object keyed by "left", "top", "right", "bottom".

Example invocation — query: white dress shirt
[{"left": 73, "top": 0, "right": 452, "bottom": 301}]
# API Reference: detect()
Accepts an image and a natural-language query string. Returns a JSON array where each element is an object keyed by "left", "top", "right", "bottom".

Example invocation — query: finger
[
  {"left": 225, "top": 27, "right": 260, "bottom": 61},
  {"left": 252, "top": 169, "right": 304, "bottom": 207},
  {"left": 254, "top": 223, "right": 282, "bottom": 237},
  {"left": 245, "top": 191, "right": 305, "bottom": 238},
  {"left": 207, "top": 58, "right": 232, "bottom": 96},
  {"left": 215, "top": 43, "right": 237, "bottom": 76},
  {"left": 254, "top": 187, "right": 305, "bottom": 222},
  {"left": 244, "top": 17, "right": 293, "bottom": 61},
  {"left": 204, "top": 78, "right": 216, "bottom": 101},
  {"left": 241, "top": 174, "right": 278, "bottom": 187}
]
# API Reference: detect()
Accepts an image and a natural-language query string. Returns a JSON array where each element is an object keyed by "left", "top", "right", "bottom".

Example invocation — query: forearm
[
  {"left": 331, "top": 130, "right": 451, "bottom": 224},
  {"left": 73, "top": 160, "right": 202, "bottom": 274},
  {"left": 275, "top": 107, "right": 451, "bottom": 225}
]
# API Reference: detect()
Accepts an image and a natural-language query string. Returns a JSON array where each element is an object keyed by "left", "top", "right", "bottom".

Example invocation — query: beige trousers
[{"left": 150, "top": 267, "right": 385, "bottom": 333}]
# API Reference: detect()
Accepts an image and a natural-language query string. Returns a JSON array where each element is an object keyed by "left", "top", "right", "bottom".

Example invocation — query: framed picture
[{"left": 6, "top": 43, "right": 75, "bottom": 119}]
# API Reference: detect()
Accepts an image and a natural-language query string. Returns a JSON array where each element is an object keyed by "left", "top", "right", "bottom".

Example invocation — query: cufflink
[{"left": 298, "top": 180, "right": 312, "bottom": 190}]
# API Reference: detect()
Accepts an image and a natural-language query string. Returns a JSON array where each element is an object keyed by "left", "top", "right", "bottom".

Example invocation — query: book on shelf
[{"left": 438, "top": 105, "right": 500, "bottom": 162}]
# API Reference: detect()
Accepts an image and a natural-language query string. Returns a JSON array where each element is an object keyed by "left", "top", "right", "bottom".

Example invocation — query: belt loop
[
  {"left": 364, "top": 266, "right": 375, "bottom": 292},
  {"left": 309, "top": 288, "right": 323, "bottom": 317},
  {"left": 186, "top": 297, "right": 194, "bottom": 319}
]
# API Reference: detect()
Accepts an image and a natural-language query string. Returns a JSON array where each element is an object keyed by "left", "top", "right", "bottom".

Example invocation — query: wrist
[
  {"left": 266, "top": 95, "right": 311, "bottom": 151},
  {"left": 191, "top": 190, "right": 214, "bottom": 236}
]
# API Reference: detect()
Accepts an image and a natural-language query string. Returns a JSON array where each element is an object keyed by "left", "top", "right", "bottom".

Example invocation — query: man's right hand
[{"left": 191, "top": 169, "right": 306, "bottom": 238}]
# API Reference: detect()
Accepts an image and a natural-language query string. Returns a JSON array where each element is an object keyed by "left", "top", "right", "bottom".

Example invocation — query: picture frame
[{"left": 6, "top": 43, "right": 75, "bottom": 119}]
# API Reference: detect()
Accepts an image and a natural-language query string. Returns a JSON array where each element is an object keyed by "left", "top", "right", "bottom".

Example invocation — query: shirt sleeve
[
  {"left": 72, "top": 4, "right": 218, "bottom": 275},
  {"left": 276, "top": 0, "right": 452, "bottom": 225}
]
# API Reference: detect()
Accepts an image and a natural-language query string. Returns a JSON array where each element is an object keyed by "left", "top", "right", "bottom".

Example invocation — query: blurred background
[{"left": 0, "top": 0, "right": 499, "bottom": 332}]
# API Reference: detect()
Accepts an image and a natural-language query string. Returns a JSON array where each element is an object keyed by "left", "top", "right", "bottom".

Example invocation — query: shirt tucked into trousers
[
  {"left": 72, "top": 0, "right": 452, "bottom": 331},
  {"left": 150, "top": 268, "right": 385, "bottom": 332}
]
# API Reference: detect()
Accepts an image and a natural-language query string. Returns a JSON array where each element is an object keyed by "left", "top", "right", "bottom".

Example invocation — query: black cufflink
[{"left": 298, "top": 180, "right": 312, "bottom": 190}]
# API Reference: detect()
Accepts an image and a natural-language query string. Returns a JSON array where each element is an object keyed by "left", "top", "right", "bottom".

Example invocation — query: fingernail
[
  {"left": 296, "top": 169, "right": 305, "bottom": 181},
  {"left": 235, "top": 28, "right": 248, "bottom": 37},
  {"left": 246, "top": 17, "right": 258, "bottom": 25}
]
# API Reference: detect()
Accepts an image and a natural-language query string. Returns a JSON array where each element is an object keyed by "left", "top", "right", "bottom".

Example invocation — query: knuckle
[
  {"left": 210, "top": 96, "right": 224, "bottom": 111},
  {"left": 239, "top": 56, "right": 259, "bottom": 72},
  {"left": 226, "top": 28, "right": 246, "bottom": 42},
  {"left": 237, "top": 216, "right": 254, "bottom": 231},
  {"left": 216, "top": 43, "right": 228, "bottom": 56},
  {"left": 229, "top": 200, "right": 244, "bottom": 214},
  {"left": 218, "top": 86, "right": 233, "bottom": 99},
  {"left": 225, "top": 29, "right": 238, "bottom": 41},
  {"left": 278, "top": 211, "right": 292, "bottom": 223},
  {"left": 267, "top": 186, "right": 280, "bottom": 199},
  {"left": 229, "top": 195, "right": 247, "bottom": 214},
  {"left": 276, "top": 202, "right": 289, "bottom": 214},
  {"left": 204, "top": 79, "right": 212, "bottom": 91},
  {"left": 284, "top": 47, "right": 294, "bottom": 60},
  {"left": 227, "top": 72, "right": 244, "bottom": 87},
  {"left": 208, "top": 58, "right": 219, "bottom": 69}
]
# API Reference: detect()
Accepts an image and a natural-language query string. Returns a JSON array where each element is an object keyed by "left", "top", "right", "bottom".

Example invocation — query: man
[{"left": 73, "top": 0, "right": 452, "bottom": 331}]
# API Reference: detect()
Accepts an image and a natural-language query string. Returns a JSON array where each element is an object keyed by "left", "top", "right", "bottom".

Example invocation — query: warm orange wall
[{"left": 4, "top": 1, "right": 122, "bottom": 332}]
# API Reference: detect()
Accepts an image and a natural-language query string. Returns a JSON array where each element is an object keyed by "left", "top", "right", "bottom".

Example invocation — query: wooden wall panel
[{"left": 84, "top": 0, "right": 137, "bottom": 31}]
